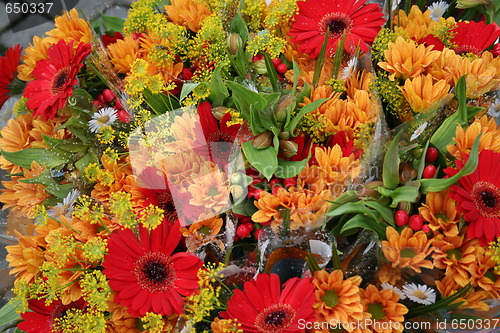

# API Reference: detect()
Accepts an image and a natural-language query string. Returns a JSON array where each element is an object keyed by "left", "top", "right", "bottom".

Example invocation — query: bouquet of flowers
[{"left": 0, "top": 0, "right": 500, "bottom": 332}]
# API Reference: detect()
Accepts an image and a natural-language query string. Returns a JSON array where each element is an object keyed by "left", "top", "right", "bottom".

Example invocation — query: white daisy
[
  {"left": 410, "top": 122, "right": 428, "bottom": 141},
  {"left": 488, "top": 95, "right": 500, "bottom": 120},
  {"left": 428, "top": 1, "right": 449, "bottom": 21},
  {"left": 89, "top": 107, "right": 118, "bottom": 133},
  {"left": 402, "top": 283, "right": 436, "bottom": 305},
  {"left": 381, "top": 282, "right": 406, "bottom": 300},
  {"left": 49, "top": 189, "right": 80, "bottom": 217},
  {"left": 340, "top": 57, "right": 358, "bottom": 80}
]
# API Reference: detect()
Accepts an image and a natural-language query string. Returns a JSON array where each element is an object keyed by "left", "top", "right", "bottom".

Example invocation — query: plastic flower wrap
[{"left": 0, "top": 0, "right": 499, "bottom": 332}]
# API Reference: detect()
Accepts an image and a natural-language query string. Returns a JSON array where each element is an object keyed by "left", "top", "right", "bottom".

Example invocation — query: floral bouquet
[{"left": 0, "top": 0, "right": 500, "bottom": 332}]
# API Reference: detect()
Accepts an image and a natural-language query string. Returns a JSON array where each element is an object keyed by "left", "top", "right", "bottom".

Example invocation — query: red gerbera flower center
[
  {"left": 254, "top": 303, "right": 296, "bottom": 333},
  {"left": 157, "top": 191, "right": 179, "bottom": 223},
  {"left": 134, "top": 252, "right": 176, "bottom": 293},
  {"left": 471, "top": 181, "right": 500, "bottom": 218},
  {"left": 320, "top": 13, "right": 353, "bottom": 37},
  {"left": 51, "top": 67, "right": 72, "bottom": 95}
]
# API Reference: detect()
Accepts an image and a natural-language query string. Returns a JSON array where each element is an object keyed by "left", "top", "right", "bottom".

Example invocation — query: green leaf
[
  {"left": 264, "top": 53, "right": 281, "bottom": 93},
  {"left": 306, "top": 252, "right": 321, "bottom": 272},
  {"left": 0, "top": 302, "right": 19, "bottom": 327},
  {"left": 430, "top": 75, "right": 469, "bottom": 152},
  {"left": 180, "top": 83, "right": 199, "bottom": 102},
  {"left": 312, "top": 29, "right": 330, "bottom": 88},
  {"left": 75, "top": 150, "right": 99, "bottom": 173},
  {"left": 416, "top": 140, "right": 431, "bottom": 180},
  {"left": 101, "top": 15, "right": 125, "bottom": 32},
  {"left": 296, "top": 81, "right": 310, "bottom": 105},
  {"left": 340, "top": 214, "right": 386, "bottom": 240},
  {"left": 383, "top": 131, "right": 403, "bottom": 189},
  {"left": 41, "top": 135, "right": 76, "bottom": 158},
  {"left": 229, "top": 13, "right": 249, "bottom": 43},
  {"left": 209, "top": 66, "right": 229, "bottom": 105},
  {"left": 285, "top": 98, "right": 328, "bottom": 133},
  {"left": 421, "top": 135, "right": 481, "bottom": 194},
  {"left": 365, "top": 201, "right": 395, "bottom": 227},
  {"left": 143, "top": 89, "right": 180, "bottom": 114},
  {"left": 232, "top": 197, "right": 258, "bottom": 216},
  {"left": 377, "top": 184, "right": 421, "bottom": 208},
  {"left": 275, "top": 158, "right": 309, "bottom": 179},
  {"left": 226, "top": 81, "right": 268, "bottom": 118},
  {"left": 327, "top": 202, "right": 379, "bottom": 220},
  {"left": 59, "top": 117, "right": 91, "bottom": 143},
  {"left": 242, "top": 141, "right": 278, "bottom": 180},
  {"left": 67, "top": 89, "right": 93, "bottom": 112},
  {"left": 19, "top": 169, "right": 73, "bottom": 199},
  {"left": 1, "top": 149, "right": 66, "bottom": 170}
]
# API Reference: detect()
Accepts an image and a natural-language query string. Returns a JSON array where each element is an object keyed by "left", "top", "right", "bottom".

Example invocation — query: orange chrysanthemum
[
  {"left": 252, "top": 187, "right": 333, "bottom": 230},
  {"left": 17, "top": 36, "right": 51, "bottom": 81},
  {"left": 448, "top": 115, "right": 500, "bottom": 161},
  {"left": 107, "top": 35, "right": 140, "bottom": 74},
  {"left": 188, "top": 165, "right": 230, "bottom": 215},
  {"left": 436, "top": 275, "right": 490, "bottom": 312},
  {"left": 358, "top": 285, "right": 408, "bottom": 333},
  {"left": 431, "top": 234, "right": 465, "bottom": 270},
  {"left": 299, "top": 145, "right": 361, "bottom": 194},
  {"left": 0, "top": 162, "right": 52, "bottom": 218},
  {"left": 426, "top": 47, "right": 461, "bottom": 85},
  {"left": 211, "top": 318, "right": 243, "bottom": 333},
  {"left": 393, "top": 6, "right": 436, "bottom": 40},
  {"left": 312, "top": 270, "right": 363, "bottom": 330},
  {"left": 105, "top": 296, "right": 140, "bottom": 333},
  {"left": 345, "top": 69, "right": 373, "bottom": 99},
  {"left": 419, "top": 188, "right": 463, "bottom": 237},
  {"left": 6, "top": 232, "right": 45, "bottom": 283},
  {"left": 378, "top": 37, "right": 440, "bottom": 81},
  {"left": 45, "top": 8, "right": 91, "bottom": 45},
  {"left": 381, "top": 227, "right": 434, "bottom": 273},
  {"left": 180, "top": 216, "right": 224, "bottom": 251},
  {"left": 400, "top": 74, "right": 451, "bottom": 113},
  {"left": 165, "top": 0, "right": 212, "bottom": 32},
  {"left": 377, "top": 263, "right": 402, "bottom": 285},
  {"left": 0, "top": 113, "right": 68, "bottom": 174}
]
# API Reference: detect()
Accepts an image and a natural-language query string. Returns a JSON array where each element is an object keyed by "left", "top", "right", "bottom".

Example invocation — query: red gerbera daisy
[
  {"left": 102, "top": 221, "right": 203, "bottom": 317},
  {"left": 23, "top": 40, "right": 91, "bottom": 120},
  {"left": 288, "top": 0, "right": 385, "bottom": 57},
  {"left": 0, "top": 44, "right": 22, "bottom": 108},
  {"left": 445, "top": 149, "right": 500, "bottom": 245},
  {"left": 18, "top": 298, "right": 87, "bottom": 333},
  {"left": 450, "top": 21, "right": 500, "bottom": 55},
  {"left": 221, "top": 273, "right": 316, "bottom": 332}
]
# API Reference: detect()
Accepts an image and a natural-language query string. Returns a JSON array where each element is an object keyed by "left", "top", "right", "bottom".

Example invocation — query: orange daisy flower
[
  {"left": 419, "top": 189, "right": 462, "bottom": 237},
  {"left": 377, "top": 263, "right": 402, "bottom": 285},
  {"left": 381, "top": 227, "right": 434, "bottom": 273},
  {"left": 45, "top": 8, "right": 91, "bottom": 45},
  {"left": 0, "top": 113, "right": 68, "bottom": 174},
  {"left": 447, "top": 115, "right": 500, "bottom": 161},
  {"left": 180, "top": 216, "right": 224, "bottom": 251},
  {"left": 393, "top": 6, "right": 435, "bottom": 41},
  {"left": 400, "top": 74, "right": 451, "bottom": 113},
  {"left": 107, "top": 35, "right": 140, "bottom": 74},
  {"left": 436, "top": 275, "right": 490, "bottom": 312},
  {"left": 5, "top": 232, "right": 45, "bottom": 283},
  {"left": 378, "top": 37, "right": 440, "bottom": 81},
  {"left": 312, "top": 270, "right": 363, "bottom": 330},
  {"left": 211, "top": 318, "right": 243, "bottom": 333},
  {"left": 252, "top": 187, "right": 333, "bottom": 230},
  {"left": 17, "top": 36, "right": 51, "bottom": 82},
  {"left": 187, "top": 165, "right": 230, "bottom": 216},
  {"left": 359, "top": 285, "right": 408, "bottom": 333},
  {"left": 0, "top": 161, "right": 52, "bottom": 218},
  {"left": 165, "top": 0, "right": 212, "bottom": 33}
]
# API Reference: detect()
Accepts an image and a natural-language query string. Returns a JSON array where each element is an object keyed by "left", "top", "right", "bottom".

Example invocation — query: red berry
[
  {"left": 236, "top": 224, "right": 251, "bottom": 238},
  {"left": 422, "top": 224, "right": 431, "bottom": 233},
  {"left": 271, "top": 58, "right": 282, "bottom": 67},
  {"left": 244, "top": 223, "right": 254, "bottom": 232},
  {"left": 117, "top": 109, "right": 130, "bottom": 123},
  {"left": 395, "top": 210, "right": 409, "bottom": 226},
  {"left": 270, "top": 178, "right": 281, "bottom": 187},
  {"left": 114, "top": 98, "right": 124, "bottom": 109},
  {"left": 272, "top": 185, "right": 281, "bottom": 195},
  {"left": 101, "top": 89, "right": 115, "bottom": 103},
  {"left": 254, "top": 228, "right": 263, "bottom": 239},
  {"left": 252, "top": 54, "right": 264, "bottom": 62},
  {"left": 423, "top": 165, "right": 437, "bottom": 178},
  {"left": 409, "top": 215, "right": 424, "bottom": 231},
  {"left": 425, "top": 147, "right": 438, "bottom": 163},
  {"left": 283, "top": 177, "right": 297, "bottom": 188},
  {"left": 276, "top": 63, "right": 288, "bottom": 74}
]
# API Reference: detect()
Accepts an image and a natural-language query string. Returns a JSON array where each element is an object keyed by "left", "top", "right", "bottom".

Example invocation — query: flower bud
[
  {"left": 279, "top": 140, "right": 298, "bottom": 158},
  {"left": 278, "top": 131, "right": 290, "bottom": 140},
  {"left": 252, "top": 59, "right": 267, "bottom": 74},
  {"left": 357, "top": 180, "right": 383, "bottom": 197},
  {"left": 253, "top": 131, "right": 273, "bottom": 149},
  {"left": 456, "top": 0, "right": 490, "bottom": 8},
  {"left": 399, "top": 163, "right": 417, "bottom": 183},
  {"left": 212, "top": 106, "right": 230, "bottom": 120},
  {"left": 227, "top": 33, "right": 243, "bottom": 55},
  {"left": 275, "top": 95, "right": 295, "bottom": 124}
]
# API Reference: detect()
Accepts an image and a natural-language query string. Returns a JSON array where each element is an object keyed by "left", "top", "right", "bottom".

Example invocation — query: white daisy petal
[
  {"left": 89, "top": 107, "right": 118, "bottom": 133},
  {"left": 403, "top": 283, "right": 436, "bottom": 305},
  {"left": 381, "top": 282, "right": 406, "bottom": 300},
  {"left": 428, "top": 1, "right": 449, "bottom": 21}
]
